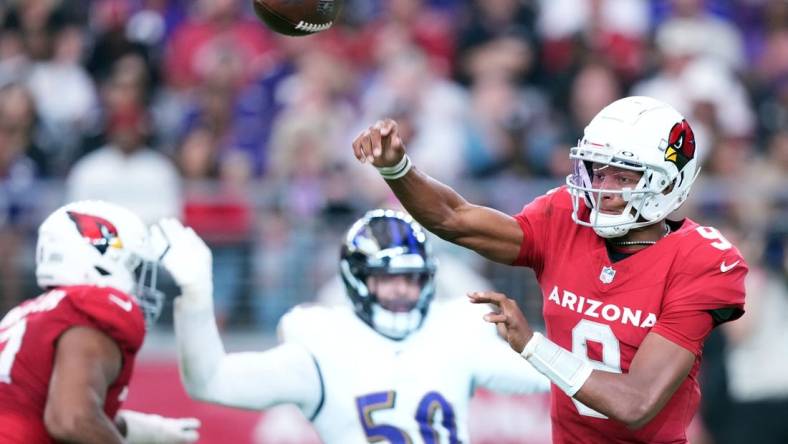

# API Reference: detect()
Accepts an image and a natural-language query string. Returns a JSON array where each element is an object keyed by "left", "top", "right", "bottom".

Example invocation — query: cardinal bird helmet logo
[
  {"left": 664, "top": 120, "right": 696, "bottom": 171},
  {"left": 67, "top": 211, "right": 123, "bottom": 255}
]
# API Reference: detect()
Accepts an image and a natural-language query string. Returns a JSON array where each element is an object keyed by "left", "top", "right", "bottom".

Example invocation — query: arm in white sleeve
[
  {"left": 472, "top": 329, "right": 551, "bottom": 395},
  {"left": 173, "top": 298, "right": 323, "bottom": 415}
]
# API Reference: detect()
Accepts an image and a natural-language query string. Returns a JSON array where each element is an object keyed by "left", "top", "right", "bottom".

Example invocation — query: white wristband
[
  {"left": 118, "top": 410, "right": 200, "bottom": 444},
  {"left": 376, "top": 155, "right": 412, "bottom": 180},
  {"left": 521, "top": 332, "right": 593, "bottom": 397}
]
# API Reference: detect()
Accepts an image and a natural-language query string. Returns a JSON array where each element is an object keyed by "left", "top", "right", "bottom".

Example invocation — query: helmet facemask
[
  {"left": 133, "top": 258, "right": 165, "bottom": 328},
  {"left": 91, "top": 240, "right": 164, "bottom": 328}
]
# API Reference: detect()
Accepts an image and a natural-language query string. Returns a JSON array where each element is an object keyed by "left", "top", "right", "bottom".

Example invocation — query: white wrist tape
[
  {"left": 521, "top": 332, "right": 593, "bottom": 397},
  {"left": 376, "top": 155, "right": 412, "bottom": 180}
]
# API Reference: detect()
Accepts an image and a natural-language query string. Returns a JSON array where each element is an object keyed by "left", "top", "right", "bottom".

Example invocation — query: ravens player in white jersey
[{"left": 163, "top": 209, "right": 549, "bottom": 444}]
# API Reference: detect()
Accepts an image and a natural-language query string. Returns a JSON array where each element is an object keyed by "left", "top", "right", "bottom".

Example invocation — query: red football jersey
[
  {"left": 0, "top": 286, "right": 145, "bottom": 443},
  {"left": 513, "top": 187, "right": 746, "bottom": 444}
]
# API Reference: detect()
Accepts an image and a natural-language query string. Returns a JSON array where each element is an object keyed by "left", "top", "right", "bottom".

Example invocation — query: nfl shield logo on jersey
[{"left": 599, "top": 266, "right": 616, "bottom": 284}]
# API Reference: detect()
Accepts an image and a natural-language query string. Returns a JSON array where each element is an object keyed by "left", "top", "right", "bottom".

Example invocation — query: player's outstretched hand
[
  {"left": 468, "top": 291, "right": 534, "bottom": 354},
  {"left": 352, "top": 119, "right": 407, "bottom": 168},
  {"left": 117, "top": 409, "right": 200, "bottom": 444},
  {"left": 152, "top": 218, "right": 213, "bottom": 305}
]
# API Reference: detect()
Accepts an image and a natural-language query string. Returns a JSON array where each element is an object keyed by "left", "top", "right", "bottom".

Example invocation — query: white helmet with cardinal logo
[
  {"left": 35, "top": 200, "right": 163, "bottom": 326},
  {"left": 566, "top": 96, "right": 700, "bottom": 238}
]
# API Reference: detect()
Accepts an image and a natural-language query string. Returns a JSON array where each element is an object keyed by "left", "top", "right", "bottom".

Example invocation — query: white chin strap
[{"left": 371, "top": 305, "right": 423, "bottom": 340}]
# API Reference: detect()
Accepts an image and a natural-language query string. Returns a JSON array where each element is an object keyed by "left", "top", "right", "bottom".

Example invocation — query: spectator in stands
[
  {"left": 0, "top": 20, "right": 30, "bottom": 87},
  {"left": 27, "top": 22, "right": 98, "bottom": 173},
  {"left": 633, "top": 57, "right": 755, "bottom": 161},
  {"left": 536, "top": 0, "right": 649, "bottom": 84},
  {"left": 463, "top": 71, "right": 558, "bottom": 179},
  {"left": 455, "top": 0, "right": 539, "bottom": 85},
  {"left": 737, "top": 130, "right": 788, "bottom": 232},
  {"left": 163, "top": 0, "right": 276, "bottom": 92},
  {"left": 4, "top": 0, "right": 61, "bottom": 62},
  {"left": 86, "top": 0, "right": 159, "bottom": 88},
  {"left": 0, "top": 83, "right": 45, "bottom": 313},
  {"left": 0, "top": 82, "right": 47, "bottom": 176},
  {"left": 553, "top": 61, "right": 622, "bottom": 176},
  {"left": 178, "top": 125, "right": 253, "bottom": 328},
  {"left": 358, "top": 0, "right": 455, "bottom": 77},
  {"left": 755, "top": 30, "right": 788, "bottom": 139},
  {"left": 66, "top": 64, "right": 180, "bottom": 225},
  {"left": 656, "top": 0, "right": 746, "bottom": 72},
  {"left": 359, "top": 46, "right": 469, "bottom": 186}
]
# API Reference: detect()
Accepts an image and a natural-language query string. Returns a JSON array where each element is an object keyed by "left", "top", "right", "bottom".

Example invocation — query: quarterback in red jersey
[
  {"left": 0, "top": 201, "right": 199, "bottom": 444},
  {"left": 351, "top": 96, "right": 747, "bottom": 443}
]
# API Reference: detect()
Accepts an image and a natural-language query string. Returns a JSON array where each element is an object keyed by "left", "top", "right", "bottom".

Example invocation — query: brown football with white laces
[{"left": 252, "top": 0, "right": 343, "bottom": 36}]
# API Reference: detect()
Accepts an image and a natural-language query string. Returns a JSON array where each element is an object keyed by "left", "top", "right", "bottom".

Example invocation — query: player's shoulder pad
[
  {"left": 515, "top": 185, "right": 573, "bottom": 216},
  {"left": 277, "top": 303, "right": 343, "bottom": 345},
  {"left": 64, "top": 286, "right": 146, "bottom": 353},
  {"left": 673, "top": 222, "right": 748, "bottom": 278},
  {"left": 538, "top": 185, "right": 572, "bottom": 210},
  {"left": 548, "top": 185, "right": 573, "bottom": 206},
  {"left": 539, "top": 185, "right": 574, "bottom": 211}
]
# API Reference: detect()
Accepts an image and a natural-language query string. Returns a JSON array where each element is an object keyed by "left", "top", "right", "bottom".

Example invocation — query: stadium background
[{"left": 0, "top": 0, "right": 786, "bottom": 442}]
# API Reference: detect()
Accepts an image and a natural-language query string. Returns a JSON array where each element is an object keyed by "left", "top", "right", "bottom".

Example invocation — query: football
[{"left": 252, "top": 0, "right": 343, "bottom": 37}]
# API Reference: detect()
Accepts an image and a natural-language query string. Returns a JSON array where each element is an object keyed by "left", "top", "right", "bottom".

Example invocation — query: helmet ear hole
[
  {"left": 94, "top": 266, "right": 111, "bottom": 276},
  {"left": 672, "top": 171, "right": 685, "bottom": 191}
]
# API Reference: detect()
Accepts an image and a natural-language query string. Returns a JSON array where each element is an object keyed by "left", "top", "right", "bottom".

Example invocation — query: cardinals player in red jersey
[
  {"left": 0, "top": 201, "right": 200, "bottom": 443},
  {"left": 352, "top": 96, "right": 747, "bottom": 443}
]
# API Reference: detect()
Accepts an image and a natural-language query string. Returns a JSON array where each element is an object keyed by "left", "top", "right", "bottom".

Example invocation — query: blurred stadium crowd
[{"left": 0, "top": 0, "right": 786, "bottom": 441}]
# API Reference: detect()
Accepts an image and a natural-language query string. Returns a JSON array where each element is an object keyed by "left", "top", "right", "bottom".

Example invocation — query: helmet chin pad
[
  {"left": 589, "top": 210, "right": 635, "bottom": 238},
  {"left": 370, "top": 305, "right": 424, "bottom": 340}
]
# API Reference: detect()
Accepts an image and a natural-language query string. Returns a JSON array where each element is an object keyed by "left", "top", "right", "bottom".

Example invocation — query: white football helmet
[
  {"left": 35, "top": 200, "right": 164, "bottom": 327},
  {"left": 566, "top": 96, "right": 700, "bottom": 238}
]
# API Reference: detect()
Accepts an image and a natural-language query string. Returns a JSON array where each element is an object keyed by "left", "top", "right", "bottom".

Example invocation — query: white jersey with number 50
[{"left": 278, "top": 300, "right": 549, "bottom": 444}]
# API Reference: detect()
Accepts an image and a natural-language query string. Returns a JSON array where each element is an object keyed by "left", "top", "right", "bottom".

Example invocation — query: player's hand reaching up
[
  {"left": 152, "top": 218, "right": 213, "bottom": 309},
  {"left": 468, "top": 291, "right": 534, "bottom": 353},
  {"left": 352, "top": 119, "right": 407, "bottom": 168}
]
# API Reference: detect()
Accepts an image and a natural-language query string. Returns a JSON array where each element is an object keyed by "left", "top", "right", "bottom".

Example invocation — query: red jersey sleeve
[
  {"left": 652, "top": 226, "right": 747, "bottom": 355},
  {"left": 651, "top": 309, "right": 715, "bottom": 355},
  {"left": 511, "top": 187, "right": 564, "bottom": 273},
  {"left": 65, "top": 286, "right": 146, "bottom": 355}
]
